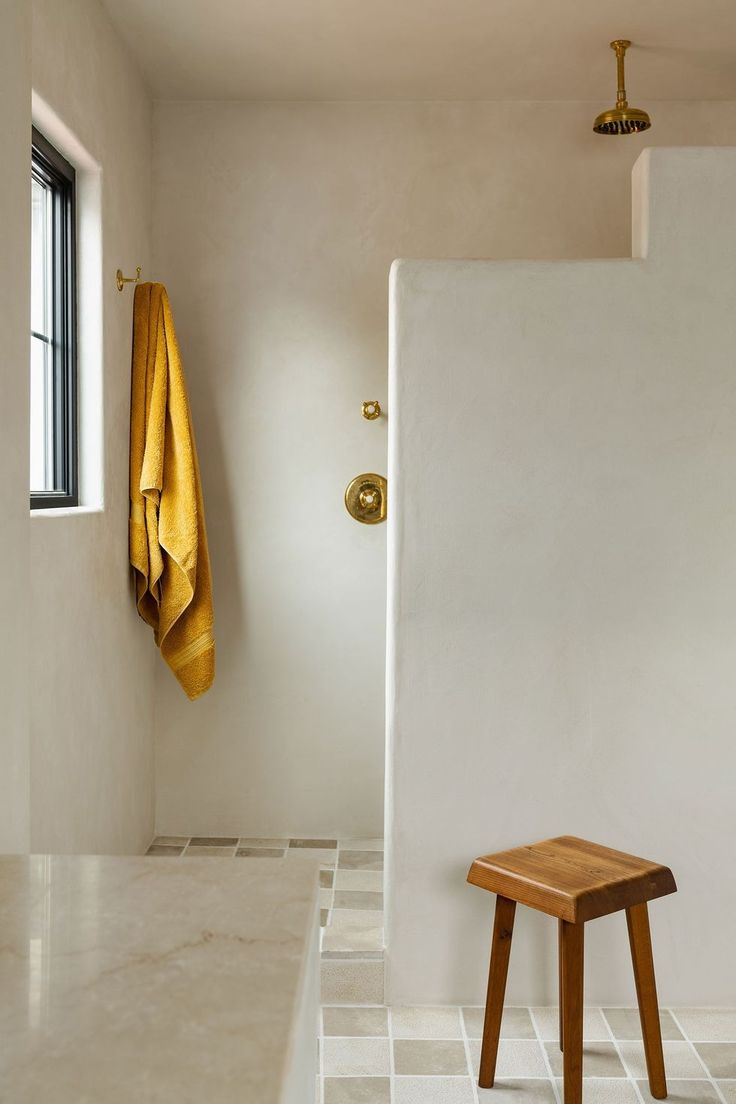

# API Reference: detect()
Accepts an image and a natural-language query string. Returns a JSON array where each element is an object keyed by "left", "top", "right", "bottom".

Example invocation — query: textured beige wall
[
  {"left": 0, "top": 0, "right": 31, "bottom": 853},
  {"left": 152, "top": 100, "right": 736, "bottom": 838},
  {"left": 29, "top": 0, "right": 156, "bottom": 854}
]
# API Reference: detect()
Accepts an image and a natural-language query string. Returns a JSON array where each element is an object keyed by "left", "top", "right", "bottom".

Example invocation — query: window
[{"left": 31, "top": 127, "right": 77, "bottom": 509}]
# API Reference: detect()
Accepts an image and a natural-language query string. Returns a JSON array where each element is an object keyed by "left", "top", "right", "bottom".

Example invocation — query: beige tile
[
  {"left": 320, "top": 869, "right": 335, "bottom": 888},
  {"left": 341, "top": 839, "right": 384, "bottom": 851},
  {"left": 603, "top": 1007, "right": 683, "bottom": 1040},
  {"left": 477, "top": 1080, "right": 557, "bottom": 1104},
  {"left": 291, "top": 838, "right": 337, "bottom": 849},
  {"left": 394, "top": 1039, "right": 469, "bottom": 1076},
  {"left": 146, "top": 845, "right": 183, "bottom": 856},
  {"left": 463, "top": 1006, "right": 535, "bottom": 1039},
  {"left": 322, "top": 911, "right": 383, "bottom": 953},
  {"left": 716, "top": 1081, "right": 736, "bottom": 1104},
  {"left": 322, "top": 1005, "right": 388, "bottom": 1037},
  {"left": 237, "top": 837, "right": 289, "bottom": 848},
  {"left": 335, "top": 870, "right": 384, "bottom": 892},
  {"left": 321, "top": 909, "right": 330, "bottom": 927},
  {"left": 674, "top": 1009, "right": 736, "bottom": 1041},
  {"left": 532, "top": 1006, "right": 610, "bottom": 1041},
  {"left": 393, "top": 1076, "right": 475, "bottom": 1103},
  {"left": 319, "top": 888, "right": 334, "bottom": 908},
  {"left": 285, "top": 848, "right": 337, "bottom": 866},
  {"left": 694, "top": 1044, "right": 736, "bottom": 1079},
  {"left": 321, "top": 950, "right": 384, "bottom": 961},
  {"left": 188, "top": 836, "right": 237, "bottom": 846},
  {"left": 555, "top": 1079, "right": 639, "bottom": 1103},
  {"left": 184, "top": 845, "right": 236, "bottom": 856},
  {"left": 470, "top": 1039, "right": 548, "bottom": 1078},
  {"left": 333, "top": 890, "right": 383, "bottom": 911},
  {"left": 235, "top": 847, "right": 285, "bottom": 858},
  {"left": 637, "top": 1079, "right": 720, "bottom": 1104},
  {"left": 151, "top": 836, "right": 189, "bottom": 846},
  {"left": 324, "top": 1077, "right": 390, "bottom": 1104},
  {"left": 322, "top": 1036, "right": 390, "bottom": 1076},
  {"left": 321, "top": 960, "right": 384, "bottom": 1004},
  {"left": 545, "top": 1041, "right": 626, "bottom": 1078},
  {"left": 619, "top": 1041, "right": 705, "bottom": 1080},
  {"left": 339, "top": 851, "right": 383, "bottom": 871},
  {"left": 392, "top": 1005, "right": 463, "bottom": 1039}
]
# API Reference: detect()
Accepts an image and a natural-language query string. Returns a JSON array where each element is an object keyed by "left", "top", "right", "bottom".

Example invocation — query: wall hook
[{"left": 116, "top": 266, "right": 142, "bottom": 292}]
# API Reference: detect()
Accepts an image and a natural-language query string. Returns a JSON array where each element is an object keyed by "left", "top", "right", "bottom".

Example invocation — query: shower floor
[{"left": 146, "top": 839, "right": 736, "bottom": 1104}]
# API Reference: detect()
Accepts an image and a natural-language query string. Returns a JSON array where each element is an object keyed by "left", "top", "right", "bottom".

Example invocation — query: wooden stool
[{"left": 467, "top": 836, "right": 677, "bottom": 1104}]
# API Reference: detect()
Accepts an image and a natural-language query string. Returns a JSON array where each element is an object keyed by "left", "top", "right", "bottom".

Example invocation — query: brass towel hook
[{"left": 116, "top": 266, "right": 142, "bottom": 292}]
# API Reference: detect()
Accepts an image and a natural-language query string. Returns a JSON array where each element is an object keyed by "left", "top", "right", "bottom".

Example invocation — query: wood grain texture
[
  {"left": 561, "top": 920, "right": 584, "bottom": 1104},
  {"left": 627, "top": 902, "right": 668, "bottom": 1099},
  {"left": 467, "top": 836, "right": 677, "bottom": 922},
  {"left": 478, "top": 895, "right": 516, "bottom": 1089}
]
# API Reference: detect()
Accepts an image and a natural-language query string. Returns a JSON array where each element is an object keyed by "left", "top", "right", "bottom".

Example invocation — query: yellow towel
[{"left": 129, "top": 283, "right": 215, "bottom": 699}]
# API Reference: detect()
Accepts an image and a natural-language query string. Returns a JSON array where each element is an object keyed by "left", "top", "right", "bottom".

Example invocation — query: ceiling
[{"left": 101, "top": 0, "right": 736, "bottom": 102}]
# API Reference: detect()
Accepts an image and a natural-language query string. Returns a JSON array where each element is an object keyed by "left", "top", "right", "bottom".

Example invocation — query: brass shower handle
[{"left": 345, "top": 474, "right": 387, "bottom": 524}]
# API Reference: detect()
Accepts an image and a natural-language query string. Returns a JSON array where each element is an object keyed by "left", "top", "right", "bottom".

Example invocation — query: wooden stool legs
[
  {"left": 479, "top": 895, "right": 516, "bottom": 1088},
  {"left": 560, "top": 921, "right": 584, "bottom": 1104},
  {"left": 627, "top": 902, "right": 668, "bottom": 1099}
]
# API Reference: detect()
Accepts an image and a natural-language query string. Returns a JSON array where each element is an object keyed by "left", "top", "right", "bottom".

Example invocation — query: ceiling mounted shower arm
[{"left": 613, "top": 39, "right": 631, "bottom": 110}]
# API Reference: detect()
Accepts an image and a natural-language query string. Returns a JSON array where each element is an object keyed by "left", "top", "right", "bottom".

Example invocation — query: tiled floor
[{"left": 146, "top": 839, "right": 735, "bottom": 1104}]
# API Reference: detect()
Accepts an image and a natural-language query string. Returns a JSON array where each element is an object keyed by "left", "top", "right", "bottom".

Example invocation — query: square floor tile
[
  {"left": 146, "top": 844, "right": 183, "bottom": 856},
  {"left": 532, "top": 1006, "right": 610, "bottom": 1041},
  {"left": 320, "top": 888, "right": 334, "bottom": 908},
  {"left": 237, "top": 837, "right": 289, "bottom": 849},
  {"left": 555, "top": 1079, "right": 638, "bottom": 1103},
  {"left": 339, "top": 851, "right": 384, "bottom": 871},
  {"left": 341, "top": 839, "right": 384, "bottom": 851},
  {"left": 188, "top": 837, "right": 237, "bottom": 846},
  {"left": 393, "top": 1076, "right": 475, "bottom": 1103},
  {"left": 321, "top": 869, "right": 335, "bottom": 888},
  {"left": 323, "top": 1077, "right": 390, "bottom": 1104},
  {"left": 603, "top": 1008, "right": 683, "bottom": 1040},
  {"left": 322, "top": 911, "right": 383, "bottom": 954},
  {"left": 545, "top": 1042, "right": 626, "bottom": 1078},
  {"left": 321, "top": 960, "right": 384, "bottom": 1004},
  {"left": 335, "top": 870, "right": 384, "bottom": 892},
  {"left": 394, "top": 1039, "right": 469, "bottom": 1076},
  {"left": 333, "top": 890, "right": 384, "bottom": 911},
  {"left": 674, "top": 1010, "right": 736, "bottom": 1042},
  {"left": 235, "top": 847, "right": 285, "bottom": 858},
  {"left": 291, "top": 838, "right": 337, "bottom": 849},
  {"left": 463, "top": 1006, "right": 535, "bottom": 1039},
  {"left": 184, "top": 845, "right": 235, "bottom": 856},
  {"left": 619, "top": 1042, "right": 705, "bottom": 1080},
  {"left": 694, "top": 1044, "right": 736, "bottom": 1079},
  {"left": 478, "top": 1081, "right": 557, "bottom": 1104},
  {"left": 322, "top": 1037, "right": 390, "bottom": 1076},
  {"left": 152, "top": 836, "right": 189, "bottom": 846},
  {"left": 716, "top": 1081, "right": 736, "bottom": 1104},
  {"left": 323, "top": 1006, "right": 388, "bottom": 1037},
  {"left": 637, "top": 1079, "right": 720, "bottom": 1103},
  {"left": 392, "top": 1005, "right": 463, "bottom": 1039},
  {"left": 285, "top": 848, "right": 337, "bottom": 866},
  {"left": 470, "top": 1039, "right": 547, "bottom": 1079}
]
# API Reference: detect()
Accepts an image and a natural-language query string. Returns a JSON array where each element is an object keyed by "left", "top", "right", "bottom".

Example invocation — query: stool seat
[{"left": 467, "top": 835, "right": 677, "bottom": 923}]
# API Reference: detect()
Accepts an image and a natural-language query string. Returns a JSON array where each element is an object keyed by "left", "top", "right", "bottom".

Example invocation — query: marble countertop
[{"left": 0, "top": 854, "right": 319, "bottom": 1102}]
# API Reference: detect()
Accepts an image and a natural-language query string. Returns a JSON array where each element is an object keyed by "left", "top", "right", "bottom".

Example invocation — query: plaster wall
[
  {"left": 387, "top": 147, "right": 736, "bottom": 1005},
  {"left": 152, "top": 100, "right": 736, "bottom": 839}
]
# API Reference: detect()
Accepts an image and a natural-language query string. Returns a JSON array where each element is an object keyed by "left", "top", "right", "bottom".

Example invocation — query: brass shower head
[{"left": 593, "top": 40, "right": 651, "bottom": 135}]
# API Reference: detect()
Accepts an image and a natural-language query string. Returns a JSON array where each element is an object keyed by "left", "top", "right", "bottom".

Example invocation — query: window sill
[{"left": 30, "top": 504, "right": 103, "bottom": 519}]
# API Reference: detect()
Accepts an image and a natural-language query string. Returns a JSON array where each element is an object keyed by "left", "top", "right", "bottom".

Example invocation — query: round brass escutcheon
[
  {"left": 345, "top": 473, "right": 387, "bottom": 525},
  {"left": 362, "top": 400, "right": 381, "bottom": 420}
]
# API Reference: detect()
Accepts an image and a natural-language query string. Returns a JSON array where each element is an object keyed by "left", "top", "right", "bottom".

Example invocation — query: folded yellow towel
[{"left": 129, "top": 283, "right": 215, "bottom": 699}]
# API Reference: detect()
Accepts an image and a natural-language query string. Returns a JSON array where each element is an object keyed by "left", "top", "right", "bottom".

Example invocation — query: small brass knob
[
  {"left": 362, "top": 400, "right": 381, "bottom": 420},
  {"left": 345, "top": 474, "right": 387, "bottom": 524}
]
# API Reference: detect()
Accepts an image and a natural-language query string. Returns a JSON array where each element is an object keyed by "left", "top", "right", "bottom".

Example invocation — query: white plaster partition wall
[
  {"left": 387, "top": 148, "right": 736, "bottom": 1005},
  {"left": 0, "top": 0, "right": 31, "bottom": 853},
  {"left": 152, "top": 100, "right": 736, "bottom": 840},
  {"left": 28, "top": 0, "right": 156, "bottom": 854}
]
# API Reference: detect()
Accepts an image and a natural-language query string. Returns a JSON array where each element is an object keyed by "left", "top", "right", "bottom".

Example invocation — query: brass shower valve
[{"left": 362, "top": 400, "right": 381, "bottom": 420}]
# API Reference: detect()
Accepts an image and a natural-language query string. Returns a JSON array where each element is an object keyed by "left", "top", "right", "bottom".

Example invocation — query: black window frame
[{"left": 31, "top": 127, "right": 78, "bottom": 510}]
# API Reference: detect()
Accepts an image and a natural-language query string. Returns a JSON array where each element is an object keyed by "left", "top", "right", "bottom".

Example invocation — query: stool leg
[
  {"left": 558, "top": 920, "right": 565, "bottom": 1051},
  {"left": 479, "top": 895, "right": 516, "bottom": 1088},
  {"left": 627, "top": 903, "right": 667, "bottom": 1099},
  {"left": 561, "top": 920, "right": 584, "bottom": 1104}
]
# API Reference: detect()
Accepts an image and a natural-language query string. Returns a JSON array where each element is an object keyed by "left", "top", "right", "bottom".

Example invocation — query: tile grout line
[
  {"left": 459, "top": 1005, "right": 481, "bottom": 1104},
  {"left": 668, "top": 1008, "right": 729, "bottom": 1104},
  {"left": 529, "top": 1006, "right": 562, "bottom": 1104},
  {"left": 600, "top": 1005, "right": 647, "bottom": 1104},
  {"left": 388, "top": 1003, "right": 396, "bottom": 1102}
]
